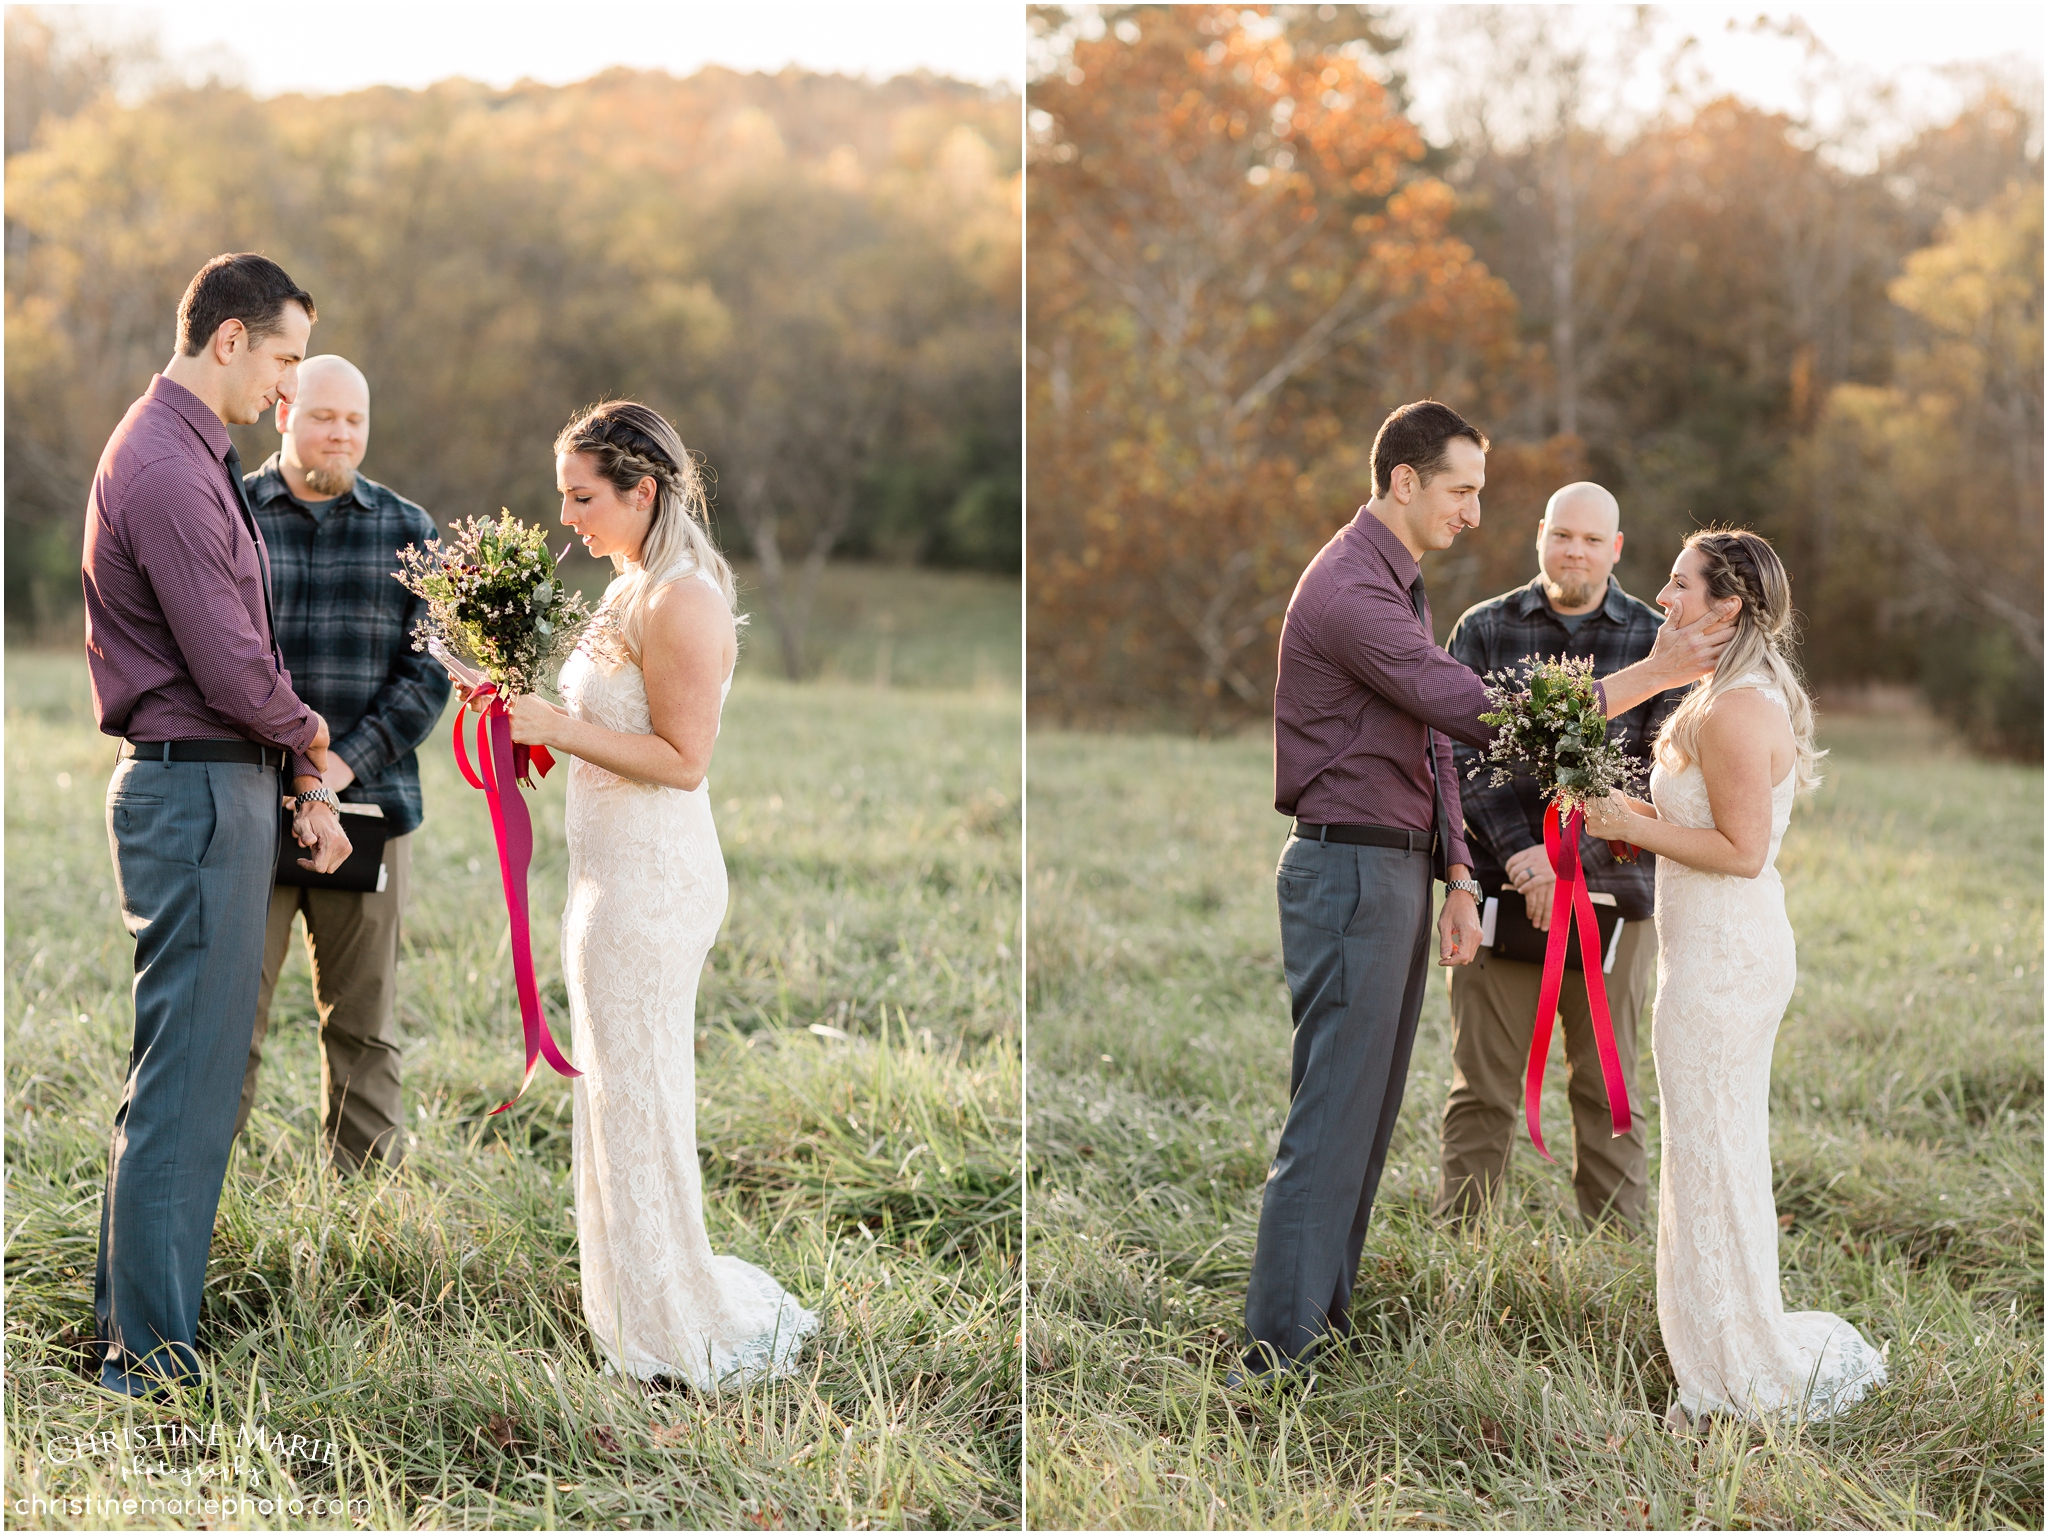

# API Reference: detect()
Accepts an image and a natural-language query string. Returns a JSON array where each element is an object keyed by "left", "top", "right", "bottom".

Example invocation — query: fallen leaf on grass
[
  {"left": 484, "top": 1414, "right": 518, "bottom": 1451},
  {"left": 1778, "top": 1213, "right": 1795, "bottom": 1229},
  {"left": 590, "top": 1425, "right": 621, "bottom": 1455},
  {"left": 1479, "top": 1417, "right": 1508, "bottom": 1453},
  {"left": 651, "top": 1423, "right": 689, "bottom": 1448}
]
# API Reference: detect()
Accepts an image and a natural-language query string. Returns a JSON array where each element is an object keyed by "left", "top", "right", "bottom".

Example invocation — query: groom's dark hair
[
  {"left": 176, "top": 253, "right": 316, "bottom": 355},
  {"left": 1370, "top": 400, "right": 1488, "bottom": 497}
]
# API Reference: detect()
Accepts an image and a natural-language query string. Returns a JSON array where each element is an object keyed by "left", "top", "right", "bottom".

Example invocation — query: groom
[
  {"left": 1238, "top": 400, "right": 1729, "bottom": 1384},
  {"left": 82, "top": 252, "right": 350, "bottom": 1396}
]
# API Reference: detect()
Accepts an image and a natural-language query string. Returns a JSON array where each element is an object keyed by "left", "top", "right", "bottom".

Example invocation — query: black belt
[
  {"left": 1292, "top": 820, "right": 1436, "bottom": 853},
  {"left": 122, "top": 739, "right": 286, "bottom": 769}
]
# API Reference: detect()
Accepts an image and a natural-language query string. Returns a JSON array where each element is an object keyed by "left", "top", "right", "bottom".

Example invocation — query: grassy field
[
  {"left": 3, "top": 573, "right": 1022, "bottom": 1531},
  {"left": 724, "top": 564, "right": 1020, "bottom": 694},
  {"left": 1025, "top": 711, "right": 2043, "bottom": 1529}
]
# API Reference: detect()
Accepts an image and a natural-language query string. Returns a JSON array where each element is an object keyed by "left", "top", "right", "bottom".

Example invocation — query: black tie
[
  {"left": 1410, "top": 574, "right": 1452, "bottom": 881},
  {"left": 222, "top": 442, "right": 279, "bottom": 654}
]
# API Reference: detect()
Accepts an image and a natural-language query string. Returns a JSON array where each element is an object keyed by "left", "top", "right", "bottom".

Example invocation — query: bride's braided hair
[
  {"left": 555, "top": 400, "right": 738, "bottom": 656},
  {"left": 1654, "top": 527, "right": 1824, "bottom": 794}
]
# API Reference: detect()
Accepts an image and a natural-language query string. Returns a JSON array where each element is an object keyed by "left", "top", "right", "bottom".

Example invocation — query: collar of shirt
[
  {"left": 1509, "top": 573, "right": 1635, "bottom": 627},
  {"left": 146, "top": 373, "right": 232, "bottom": 462},
  {"left": 1346, "top": 504, "right": 1422, "bottom": 590},
  {"left": 247, "top": 451, "right": 361, "bottom": 526}
]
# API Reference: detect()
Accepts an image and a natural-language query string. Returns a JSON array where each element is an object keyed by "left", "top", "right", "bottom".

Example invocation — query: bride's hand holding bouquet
[{"left": 1581, "top": 787, "right": 1653, "bottom": 841}]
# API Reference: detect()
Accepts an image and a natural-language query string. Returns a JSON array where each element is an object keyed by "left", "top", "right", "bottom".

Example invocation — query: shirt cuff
[
  {"left": 1447, "top": 830, "right": 1473, "bottom": 872},
  {"left": 288, "top": 710, "right": 321, "bottom": 782}
]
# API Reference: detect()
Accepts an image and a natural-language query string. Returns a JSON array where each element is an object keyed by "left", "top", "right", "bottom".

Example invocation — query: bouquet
[
  {"left": 1472, "top": 654, "right": 1644, "bottom": 819},
  {"left": 394, "top": 510, "right": 603, "bottom": 698},
  {"left": 1473, "top": 653, "right": 1642, "bottom": 1158},
  {"left": 395, "top": 510, "right": 589, "bottom": 1112}
]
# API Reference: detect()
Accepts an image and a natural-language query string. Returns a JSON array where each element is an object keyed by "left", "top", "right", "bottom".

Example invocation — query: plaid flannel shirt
[
  {"left": 246, "top": 454, "right": 449, "bottom": 835},
  {"left": 1444, "top": 575, "right": 1685, "bottom": 920}
]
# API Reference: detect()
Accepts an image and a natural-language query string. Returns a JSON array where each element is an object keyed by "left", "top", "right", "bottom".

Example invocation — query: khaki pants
[
  {"left": 1434, "top": 913, "right": 1654, "bottom": 1230},
  {"left": 237, "top": 833, "right": 410, "bottom": 1170}
]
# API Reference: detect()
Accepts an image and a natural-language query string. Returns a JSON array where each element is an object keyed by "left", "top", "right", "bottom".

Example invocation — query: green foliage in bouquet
[
  {"left": 1474, "top": 654, "right": 1645, "bottom": 812},
  {"left": 394, "top": 511, "right": 604, "bottom": 697}
]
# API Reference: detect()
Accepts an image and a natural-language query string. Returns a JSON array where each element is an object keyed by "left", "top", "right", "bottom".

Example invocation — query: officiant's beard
[
  {"left": 1542, "top": 573, "right": 1598, "bottom": 611},
  {"left": 302, "top": 462, "right": 357, "bottom": 497}
]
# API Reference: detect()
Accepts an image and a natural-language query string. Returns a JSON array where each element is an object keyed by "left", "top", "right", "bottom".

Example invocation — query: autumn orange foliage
[{"left": 1027, "top": 5, "right": 1517, "bottom": 727}]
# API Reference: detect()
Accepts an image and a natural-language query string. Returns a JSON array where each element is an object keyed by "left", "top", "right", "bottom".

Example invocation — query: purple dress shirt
[
  {"left": 82, "top": 374, "right": 319, "bottom": 779},
  {"left": 1274, "top": 508, "right": 1495, "bottom": 870}
]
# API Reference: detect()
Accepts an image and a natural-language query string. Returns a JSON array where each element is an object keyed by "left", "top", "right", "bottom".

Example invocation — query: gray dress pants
[
  {"left": 96, "top": 755, "right": 279, "bottom": 1394},
  {"left": 1244, "top": 834, "right": 1434, "bottom": 1368}
]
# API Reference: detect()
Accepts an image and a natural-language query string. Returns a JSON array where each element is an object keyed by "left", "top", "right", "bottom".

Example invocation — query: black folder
[{"left": 1483, "top": 884, "right": 1623, "bottom": 973}]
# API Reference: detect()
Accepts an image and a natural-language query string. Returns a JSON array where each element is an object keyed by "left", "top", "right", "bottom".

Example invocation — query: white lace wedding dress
[
  {"left": 1649, "top": 673, "right": 1885, "bottom": 1421},
  {"left": 558, "top": 569, "right": 818, "bottom": 1387}
]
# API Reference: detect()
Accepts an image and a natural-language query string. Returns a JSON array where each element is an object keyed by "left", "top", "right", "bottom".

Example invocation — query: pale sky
[
  {"left": 61, "top": 2, "right": 1025, "bottom": 96},
  {"left": 1031, "top": 4, "right": 2040, "bottom": 162},
  {"left": 1397, "top": 4, "right": 2043, "bottom": 161}
]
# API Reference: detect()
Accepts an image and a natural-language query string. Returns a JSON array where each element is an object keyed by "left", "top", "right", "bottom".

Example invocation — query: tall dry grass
[
  {"left": 4, "top": 600, "right": 1022, "bottom": 1532},
  {"left": 1025, "top": 711, "right": 2042, "bottom": 1529}
]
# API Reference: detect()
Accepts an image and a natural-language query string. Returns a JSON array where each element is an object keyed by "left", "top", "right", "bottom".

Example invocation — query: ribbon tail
[
  {"left": 487, "top": 1052, "right": 543, "bottom": 1117},
  {"left": 487, "top": 710, "right": 581, "bottom": 1089},
  {"left": 462, "top": 704, "right": 581, "bottom": 1114},
  {"left": 477, "top": 708, "right": 541, "bottom": 1109},
  {"left": 1568, "top": 809, "right": 1632, "bottom": 1139},
  {"left": 1524, "top": 801, "right": 1574, "bottom": 1163}
]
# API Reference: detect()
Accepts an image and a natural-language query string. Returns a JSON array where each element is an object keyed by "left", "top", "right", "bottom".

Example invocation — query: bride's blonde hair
[
  {"left": 1655, "top": 528, "right": 1825, "bottom": 795},
  {"left": 553, "top": 400, "right": 738, "bottom": 660}
]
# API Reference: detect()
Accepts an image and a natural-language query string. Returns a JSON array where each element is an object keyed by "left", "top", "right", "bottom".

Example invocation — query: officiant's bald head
[
  {"left": 1537, "top": 481, "right": 1623, "bottom": 613},
  {"left": 276, "top": 353, "right": 370, "bottom": 499}
]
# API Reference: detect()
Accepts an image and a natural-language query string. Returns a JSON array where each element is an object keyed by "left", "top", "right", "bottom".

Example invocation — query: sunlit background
[
  {"left": 58, "top": 1, "right": 1023, "bottom": 95},
  {"left": 6, "top": 2, "right": 1023, "bottom": 687},
  {"left": 1027, "top": 4, "right": 2042, "bottom": 755}
]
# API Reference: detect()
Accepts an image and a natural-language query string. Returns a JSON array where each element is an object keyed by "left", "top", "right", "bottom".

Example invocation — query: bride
[
  {"left": 497, "top": 400, "right": 817, "bottom": 1387},
  {"left": 1583, "top": 529, "right": 1884, "bottom": 1426}
]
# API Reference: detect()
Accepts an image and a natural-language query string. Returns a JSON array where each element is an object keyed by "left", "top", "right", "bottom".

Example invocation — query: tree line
[
  {"left": 1028, "top": 5, "right": 2042, "bottom": 754},
  {"left": 5, "top": 7, "right": 1021, "bottom": 677}
]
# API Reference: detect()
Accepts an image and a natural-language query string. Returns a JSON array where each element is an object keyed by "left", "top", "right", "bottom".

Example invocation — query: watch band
[
  {"left": 1443, "top": 878, "right": 1483, "bottom": 900},
  {"left": 294, "top": 785, "right": 340, "bottom": 812}
]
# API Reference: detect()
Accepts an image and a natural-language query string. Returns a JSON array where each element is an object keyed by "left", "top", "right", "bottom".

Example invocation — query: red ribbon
[
  {"left": 1523, "top": 801, "right": 1633, "bottom": 1161},
  {"left": 452, "top": 685, "right": 578, "bottom": 1114}
]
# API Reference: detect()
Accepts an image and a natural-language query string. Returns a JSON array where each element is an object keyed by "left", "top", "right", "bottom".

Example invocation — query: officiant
[
  {"left": 235, "top": 354, "right": 447, "bottom": 1171},
  {"left": 1432, "top": 483, "right": 1684, "bottom": 1231}
]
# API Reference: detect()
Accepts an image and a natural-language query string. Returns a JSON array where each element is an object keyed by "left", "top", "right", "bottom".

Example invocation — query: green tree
[
  {"left": 4, "top": 52, "right": 1021, "bottom": 667},
  {"left": 1797, "top": 183, "right": 2044, "bottom": 754}
]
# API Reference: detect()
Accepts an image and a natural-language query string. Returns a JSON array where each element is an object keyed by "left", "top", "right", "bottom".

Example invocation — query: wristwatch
[
  {"left": 294, "top": 785, "right": 340, "bottom": 814},
  {"left": 1443, "top": 878, "right": 1484, "bottom": 901}
]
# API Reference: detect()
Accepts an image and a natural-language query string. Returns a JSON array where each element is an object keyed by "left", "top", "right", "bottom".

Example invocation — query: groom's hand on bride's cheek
[{"left": 1654, "top": 606, "right": 1735, "bottom": 681}]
